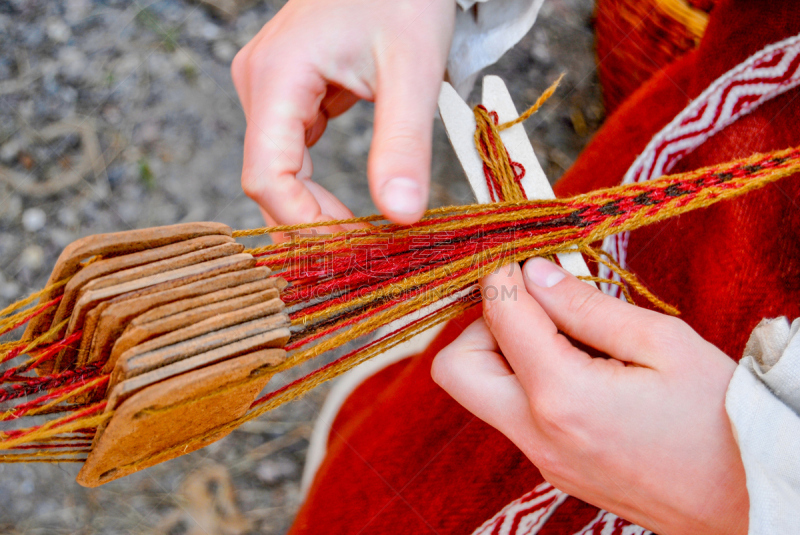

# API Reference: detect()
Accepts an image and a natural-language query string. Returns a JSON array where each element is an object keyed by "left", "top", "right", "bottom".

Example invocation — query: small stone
[
  {"left": 58, "top": 47, "right": 88, "bottom": 82},
  {"left": 532, "top": 42, "right": 551, "bottom": 64},
  {"left": 64, "top": 0, "right": 91, "bottom": 25},
  {"left": 117, "top": 200, "right": 140, "bottom": 223},
  {"left": 91, "top": 178, "right": 111, "bottom": 202},
  {"left": 152, "top": 200, "right": 179, "bottom": 225},
  {"left": 18, "top": 476, "right": 33, "bottom": 495},
  {"left": 0, "top": 280, "right": 20, "bottom": 301},
  {"left": 172, "top": 49, "right": 198, "bottom": 82},
  {"left": 40, "top": 59, "right": 59, "bottom": 80},
  {"left": 159, "top": 3, "right": 184, "bottom": 24},
  {"left": 123, "top": 145, "right": 142, "bottom": 163},
  {"left": 106, "top": 164, "right": 125, "bottom": 185},
  {"left": 147, "top": 52, "right": 172, "bottom": 79},
  {"left": 0, "top": 138, "right": 22, "bottom": 163},
  {"left": 172, "top": 48, "right": 194, "bottom": 69},
  {"left": 198, "top": 76, "right": 217, "bottom": 95},
  {"left": 114, "top": 54, "right": 142, "bottom": 80},
  {"left": 201, "top": 22, "right": 221, "bottom": 40},
  {"left": 0, "top": 195, "right": 22, "bottom": 223},
  {"left": 531, "top": 29, "right": 551, "bottom": 64},
  {"left": 42, "top": 75, "right": 61, "bottom": 97},
  {"left": 59, "top": 85, "right": 78, "bottom": 105},
  {"left": 212, "top": 40, "right": 237, "bottom": 64},
  {"left": 346, "top": 127, "right": 373, "bottom": 156},
  {"left": 255, "top": 457, "right": 298, "bottom": 485},
  {"left": 0, "top": 233, "right": 19, "bottom": 258},
  {"left": 57, "top": 206, "right": 79, "bottom": 227},
  {"left": 46, "top": 19, "right": 72, "bottom": 44},
  {"left": 20, "top": 245, "right": 44, "bottom": 272},
  {"left": 0, "top": 57, "right": 12, "bottom": 81},
  {"left": 198, "top": 0, "right": 250, "bottom": 21},
  {"left": 102, "top": 105, "right": 122, "bottom": 125},
  {"left": 22, "top": 25, "right": 44, "bottom": 48},
  {"left": 21, "top": 207, "right": 46, "bottom": 232},
  {"left": 50, "top": 229, "right": 75, "bottom": 249},
  {"left": 18, "top": 101, "right": 33, "bottom": 120},
  {"left": 134, "top": 120, "right": 160, "bottom": 145},
  {"left": 170, "top": 139, "right": 193, "bottom": 164}
]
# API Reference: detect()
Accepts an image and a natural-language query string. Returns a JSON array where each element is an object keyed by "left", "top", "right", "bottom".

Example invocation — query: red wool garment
[{"left": 289, "top": 1, "right": 800, "bottom": 533}]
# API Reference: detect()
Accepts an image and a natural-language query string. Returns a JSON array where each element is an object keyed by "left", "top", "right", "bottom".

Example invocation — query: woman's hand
[
  {"left": 231, "top": 0, "right": 456, "bottom": 230},
  {"left": 432, "top": 258, "right": 749, "bottom": 535}
]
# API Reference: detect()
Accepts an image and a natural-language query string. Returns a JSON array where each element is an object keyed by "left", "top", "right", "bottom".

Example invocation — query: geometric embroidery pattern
[{"left": 601, "top": 32, "right": 800, "bottom": 296}]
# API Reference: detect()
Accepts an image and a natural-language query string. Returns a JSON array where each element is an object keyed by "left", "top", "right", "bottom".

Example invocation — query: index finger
[{"left": 240, "top": 64, "right": 328, "bottom": 225}]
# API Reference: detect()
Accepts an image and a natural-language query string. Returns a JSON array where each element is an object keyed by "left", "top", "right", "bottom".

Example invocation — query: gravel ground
[{"left": 0, "top": 0, "right": 601, "bottom": 533}]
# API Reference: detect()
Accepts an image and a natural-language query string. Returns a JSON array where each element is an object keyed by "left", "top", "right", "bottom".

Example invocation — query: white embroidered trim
[
  {"left": 600, "top": 32, "right": 800, "bottom": 297},
  {"left": 470, "top": 482, "right": 653, "bottom": 535},
  {"left": 471, "top": 482, "right": 568, "bottom": 535},
  {"left": 573, "top": 510, "right": 652, "bottom": 535}
]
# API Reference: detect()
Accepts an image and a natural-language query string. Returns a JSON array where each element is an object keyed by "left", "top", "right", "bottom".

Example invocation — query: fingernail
[
  {"left": 524, "top": 258, "right": 566, "bottom": 288},
  {"left": 381, "top": 177, "right": 422, "bottom": 215}
]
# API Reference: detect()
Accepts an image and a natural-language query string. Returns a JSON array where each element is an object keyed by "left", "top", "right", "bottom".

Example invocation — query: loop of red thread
[
  {"left": 511, "top": 161, "right": 526, "bottom": 182},
  {"left": 475, "top": 105, "right": 528, "bottom": 201}
]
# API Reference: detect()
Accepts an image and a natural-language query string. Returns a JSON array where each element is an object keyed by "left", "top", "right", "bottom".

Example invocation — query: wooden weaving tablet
[
  {"left": 25, "top": 224, "right": 291, "bottom": 487},
  {"left": 105, "top": 272, "right": 283, "bottom": 367},
  {"left": 76, "top": 349, "right": 285, "bottom": 487},
  {"left": 24, "top": 222, "right": 233, "bottom": 347}
]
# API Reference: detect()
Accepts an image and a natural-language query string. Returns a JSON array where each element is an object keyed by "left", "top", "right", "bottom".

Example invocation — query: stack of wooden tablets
[{"left": 22, "top": 223, "right": 290, "bottom": 486}]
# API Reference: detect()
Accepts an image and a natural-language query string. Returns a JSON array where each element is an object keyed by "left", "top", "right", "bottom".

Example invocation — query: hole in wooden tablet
[{"left": 99, "top": 467, "right": 117, "bottom": 480}]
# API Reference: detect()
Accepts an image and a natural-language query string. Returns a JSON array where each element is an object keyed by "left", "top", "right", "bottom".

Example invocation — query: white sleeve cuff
[
  {"left": 726, "top": 317, "right": 800, "bottom": 534},
  {"left": 448, "top": 0, "right": 544, "bottom": 95}
]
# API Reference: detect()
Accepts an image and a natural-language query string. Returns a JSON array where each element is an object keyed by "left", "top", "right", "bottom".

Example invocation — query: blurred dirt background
[{"left": 0, "top": 0, "right": 602, "bottom": 532}]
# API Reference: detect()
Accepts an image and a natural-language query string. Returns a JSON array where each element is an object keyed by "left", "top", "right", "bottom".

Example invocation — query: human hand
[
  {"left": 231, "top": 0, "right": 456, "bottom": 231},
  {"left": 432, "top": 258, "right": 749, "bottom": 535}
]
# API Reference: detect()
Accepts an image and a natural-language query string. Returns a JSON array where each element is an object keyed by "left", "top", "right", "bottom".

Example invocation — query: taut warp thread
[{"left": 0, "top": 143, "right": 799, "bottom": 467}]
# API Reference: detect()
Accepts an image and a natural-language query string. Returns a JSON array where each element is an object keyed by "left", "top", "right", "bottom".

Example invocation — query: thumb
[
  {"left": 521, "top": 257, "right": 687, "bottom": 368},
  {"left": 368, "top": 51, "right": 443, "bottom": 224}
]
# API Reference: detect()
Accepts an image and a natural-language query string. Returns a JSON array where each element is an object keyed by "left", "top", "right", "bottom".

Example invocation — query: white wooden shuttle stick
[{"left": 438, "top": 77, "right": 595, "bottom": 285}]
